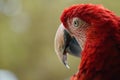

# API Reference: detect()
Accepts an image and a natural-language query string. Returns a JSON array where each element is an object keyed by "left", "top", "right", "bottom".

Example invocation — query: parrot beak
[{"left": 54, "top": 24, "right": 81, "bottom": 69}]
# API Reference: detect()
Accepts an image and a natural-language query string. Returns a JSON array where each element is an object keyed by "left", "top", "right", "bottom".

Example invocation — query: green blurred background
[{"left": 0, "top": 0, "right": 120, "bottom": 80}]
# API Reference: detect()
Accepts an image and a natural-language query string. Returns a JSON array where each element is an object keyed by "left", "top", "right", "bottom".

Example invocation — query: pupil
[
  {"left": 75, "top": 22, "right": 77, "bottom": 24},
  {"left": 74, "top": 20, "right": 78, "bottom": 27}
]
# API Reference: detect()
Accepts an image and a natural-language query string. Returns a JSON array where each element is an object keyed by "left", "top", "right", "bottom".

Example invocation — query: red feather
[{"left": 61, "top": 4, "right": 120, "bottom": 80}]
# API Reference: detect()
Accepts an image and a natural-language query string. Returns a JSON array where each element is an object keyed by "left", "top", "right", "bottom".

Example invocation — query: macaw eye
[
  {"left": 73, "top": 20, "right": 79, "bottom": 27},
  {"left": 72, "top": 18, "right": 86, "bottom": 28},
  {"left": 73, "top": 18, "right": 79, "bottom": 27}
]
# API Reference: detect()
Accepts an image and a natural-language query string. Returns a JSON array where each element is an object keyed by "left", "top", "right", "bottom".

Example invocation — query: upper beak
[{"left": 54, "top": 24, "right": 81, "bottom": 69}]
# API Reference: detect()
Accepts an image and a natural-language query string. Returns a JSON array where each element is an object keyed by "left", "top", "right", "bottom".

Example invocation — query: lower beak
[{"left": 54, "top": 24, "right": 81, "bottom": 68}]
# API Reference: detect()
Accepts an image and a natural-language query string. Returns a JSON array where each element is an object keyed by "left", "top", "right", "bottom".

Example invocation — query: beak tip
[
  {"left": 65, "top": 64, "right": 70, "bottom": 69},
  {"left": 62, "top": 55, "right": 70, "bottom": 69}
]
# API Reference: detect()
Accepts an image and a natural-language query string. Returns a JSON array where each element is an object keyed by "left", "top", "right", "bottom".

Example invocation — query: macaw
[{"left": 54, "top": 4, "right": 120, "bottom": 80}]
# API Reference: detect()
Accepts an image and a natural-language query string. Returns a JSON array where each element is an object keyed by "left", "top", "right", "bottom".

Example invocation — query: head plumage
[{"left": 60, "top": 4, "right": 118, "bottom": 28}]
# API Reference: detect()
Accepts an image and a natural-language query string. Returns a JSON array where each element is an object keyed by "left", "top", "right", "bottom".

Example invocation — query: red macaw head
[{"left": 54, "top": 4, "right": 117, "bottom": 68}]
